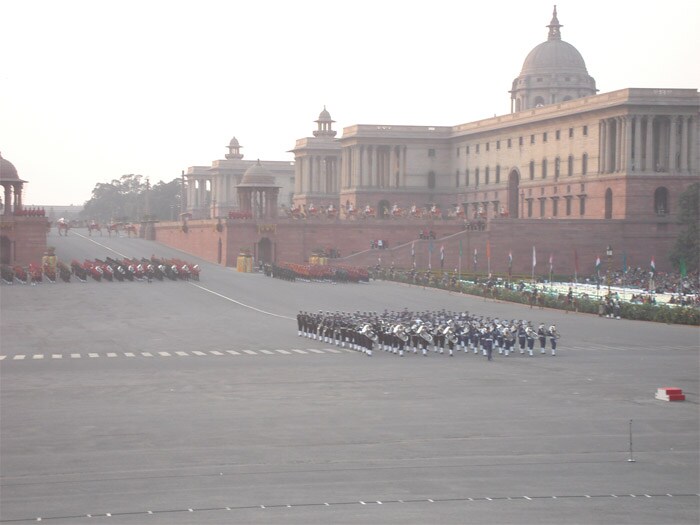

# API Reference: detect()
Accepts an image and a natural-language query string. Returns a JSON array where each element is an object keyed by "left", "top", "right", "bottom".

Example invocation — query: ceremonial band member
[
  {"left": 537, "top": 323, "right": 547, "bottom": 354},
  {"left": 548, "top": 325, "right": 559, "bottom": 356}
]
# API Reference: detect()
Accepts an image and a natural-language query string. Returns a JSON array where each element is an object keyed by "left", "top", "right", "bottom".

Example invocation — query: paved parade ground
[{"left": 1, "top": 230, "right": 698, "bottom": 524}]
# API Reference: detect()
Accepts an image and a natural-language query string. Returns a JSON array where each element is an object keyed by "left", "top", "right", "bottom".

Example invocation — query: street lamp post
[{"left": 606, "top": 245, "right": 613, "bottom": 296}]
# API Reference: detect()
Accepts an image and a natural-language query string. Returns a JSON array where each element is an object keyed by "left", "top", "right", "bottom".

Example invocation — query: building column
[
  {"left": 680, "top": 115, "right": 689, "bottom": 172},
  {"left": 3, "top": 184, "right": 11, "bottom": 215},
  {"left": 645, "top": 115, "right": 655, "bottom": 171},
  {"left": 624, "top": 116, "right": 633, "bottom": 172},
  {"left": 599, "top": 119, "right": 607, "bottom": 174},
  {"left": 689, "top": 117, "right": 697, "bottom": 172},
  {"left": 402, "top": 146, "right": 407, "bottom": 187},
  {"left": 606, "top": 119, "right": 615, "bottom": 173},
  {"left": 633, "top": 115, "right": 642, "bottom": 172},
  {"left": 614, "top": 117, "right": 623, "bottom": 172},
  {"left": 668, "top": 115, "right": 678, "bottom": 173}
]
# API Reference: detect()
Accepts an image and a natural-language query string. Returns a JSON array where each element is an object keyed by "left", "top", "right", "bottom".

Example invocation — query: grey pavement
[{"left": 0, "top": 229, "right": 698, "bottom": 524}]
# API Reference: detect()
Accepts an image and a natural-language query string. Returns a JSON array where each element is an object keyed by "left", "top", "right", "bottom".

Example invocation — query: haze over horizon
[{"left": 1, "top": 0, "right": 699, "bottom": 206}]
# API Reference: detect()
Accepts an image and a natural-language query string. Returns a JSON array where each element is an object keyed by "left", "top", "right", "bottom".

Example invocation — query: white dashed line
[
  {"left": 71, "top": 353, "right": 81, "bottom": 358},
  {"left": 292, "top": 349, "right": 307, "bottom": 354},
  {"left": 124, "top": 352, "right": 135, "bottom": 357},
  {"left": 52, "top": 354, "right": 62, "bottom": 359},
  {"left": 176, "top": 351, "right": 189, "bottom": 356},
  {"left": 33, "top": 354, "right": 44, "bottom": 359},
  {"left": 243, "top": 350, "right": 257, "bottom": 355},
  {"left": 276, "top": 349, "right": 291, "bottom": 354},
  {"left": 107, "top": 353, "right": 117, "bottom": 358},
  {"left": 260, "top": 350, "right": 274, "bottom": 354},
  {"left": 192, "top": 351, "right": 206, "bottom": 356},
  {"left": 14, "top": 355, "right": 25, "bottom": 360},
  {"left": 159, "top": 352, "right": 171, "bottom": 357},
  {"left": 141, "top": 352, "right": 153, "bottom": 357},
  {"left": 210, "top": 351, "right": 224, "bottom": 356},
  {"left": 0, "top": 356, "right": 5, "bottom": 360},
  {"left": 226, "top": 350, "right": 240, "bottom": 355},
  {"left": 88, "top": 353, "right": 99, "bottom": 358},
  {"left": 307, "top": 349, "right": 324, "bottom": 353}
]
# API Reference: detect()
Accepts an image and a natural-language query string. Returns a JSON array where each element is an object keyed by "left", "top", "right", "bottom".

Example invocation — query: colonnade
[
  {"left": 599, "top": 114, "right": 696, "bottom": 174},
  {"left": 238, "top": 187, "right": 279, "bottom": 220},
  {"left": 295, "top": 155, "right": 339, "bottom": 195},
  {"left": 341, "top": 145, "right": 407, "bottom": 190},
  {"left": 2, "top": 183, "right": 23, "bottom": 215}
]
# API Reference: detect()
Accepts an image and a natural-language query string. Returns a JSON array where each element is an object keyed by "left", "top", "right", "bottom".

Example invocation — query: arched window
[
  {"left": 568, "top": 155, "right": 574, "bottom": 176},
  {"left": 654, "top": 187, "right": 669, "bottom": 216},
  {"left": 485, "top": 166, "right": 490, "bottom": 185},
  {"left": 496, "top": 165, "right": 501, "bottom": 183},
  {"left": 534, "top": 96, "right": 545, "bottom": 107},
  {"left": 529, "top": 161, "right": 535, "bottom": 180},
  {"left": 428, "top": 171, "right": 436, "bottom": 189},
  {"left": 542, "top": 158, "right": 548, "bottom": 179},
  {"left": 582, "top": 153, "right": 588, "bottom": 175},
  {"left": 605, "top": 188, "right": 613, "bottom": 219}
]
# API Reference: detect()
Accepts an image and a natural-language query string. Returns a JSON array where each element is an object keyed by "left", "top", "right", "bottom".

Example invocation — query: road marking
[
  {"left": 276, "top": 349, "right": 291, "bottom": 354},
  {"left": 260, "top": 350, "right": 274, "bottom": 354},
  {"left": 0, "top": 355, "right": 5, "bottom": 360},
  {"left": 71, "top": 353, "right": 81, "bottom": 358},
  {"left": 33, "top": 354, "right": 44, "bottom": 359},
  {"left": 324, "top": 348, "right": 342, "bottom": 353},
  {"left": 13, "top": 355, "right": 25, "bottom": 360},
  {"left": 124, "top": 352, "right": 135, "bottom": 357},
  {"left": 107, "top": 353, "right": 118, "bottom": 357},
  {"left": 243, "top": 350, "right": 257, "bottom": 355},
  {"left": 292, "top": 349, "right": 307, "bottom": 354},
  {"left": 210, "top": 351, "right": 224, "bottom": 356},
  {"left": 141, "top": 352, "right": 153, "bottom": 357},
  {"left": 176, "top": 351, "right": 189, "bottom": 356},
  {"left": 192, "top": 351, "right": 206, "bottom": 356},
  {"left": 52, "top": 354, "right": 62, "bottom": 359},
  {"left": 187, "top": 282, "right": 295, "bottom": 320},
  {"left": 159, "top": 352, "right": 171, "bottom": 357},
  {"left": 307, "top": 349, "right": 324, "bottom": 353},
  {"left": 226, "top": 350, "right": 240, "bottom": 355},
  {"left": 88, "top": 353, "right": 99, "bottom": 358}
]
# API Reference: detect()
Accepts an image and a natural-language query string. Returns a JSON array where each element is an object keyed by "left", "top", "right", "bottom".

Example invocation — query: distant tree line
[
  {"left": 670, "top": 182, "right": 699, "bottom": 274},
  {"left": 79, "top": 175, "right": 182, "bottom": 223}
]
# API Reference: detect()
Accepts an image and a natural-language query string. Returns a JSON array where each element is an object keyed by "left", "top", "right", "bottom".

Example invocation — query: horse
[
  {"left": 87, "top": 222, "right": 102, "bottom": 236},
  {"left": 123, "top": 223, "right": 138, "bottom": 237},
  {"left": 56, "top": 218, "right": 70, "bottom": 236},
  {"left": 360, "top": 206, "right": 376, "bottom": 219},
  {"left": 341, "top": 204, "right": 358, "bottom": 219},
  {"left": 107, "top": 223, "right": 121, "bottom": 237}
]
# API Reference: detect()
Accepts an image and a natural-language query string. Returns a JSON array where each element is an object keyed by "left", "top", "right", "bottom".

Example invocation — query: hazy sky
[{"left": 2, "top": 0, "right": 699, "bottom": 206}]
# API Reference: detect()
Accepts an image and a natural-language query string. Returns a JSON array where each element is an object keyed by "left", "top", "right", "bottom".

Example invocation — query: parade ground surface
[{"left": 1, "top": 230, "right": 698, "bottom": 524}]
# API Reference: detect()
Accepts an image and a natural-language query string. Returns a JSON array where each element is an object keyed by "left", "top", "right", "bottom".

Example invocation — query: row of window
[
  {"left": 525, "top": 195, "right": 586, "bottom": 218},
  {"left": 454, "top": 154, "right": 589, "bottom": 188},
  {"left": 452, "top": 125, "right": 589, "bottom": 157}
]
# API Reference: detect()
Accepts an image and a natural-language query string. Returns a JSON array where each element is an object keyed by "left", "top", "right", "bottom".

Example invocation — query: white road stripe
[
  {"left": 192, "top": 351, "right": 206, "bottom": 356},
  {"left": 88, "top": 353, "right": 99, "bottom": 358},
  {"left": 107, "top": 353, "right": 117, "bottom": 358},
  {"left": 33, "top": 354, "right": 44, "bottom": 359},
  {"left": 260, "top": 350, "right": 274, "bottom": 354},
  {"left": 52, "top": 354, "right": 62, "bottom": 359},
  {"left": 226, "top": 350, "right": 240, "bottom": 355},
  {"left": 210, "top": 351, "right": 224, "bottom": 356},
  {"left": 13, "top": 355, "right": 25, "bottom": 360},
  {"left": 159, "top": 352, "right": 171, "bottom": 357},
  {"left": 71, "top": 353, "right": 81, "bottom": 358},
  {"left": 0, "top": 355, "right": 5, "bottom": 360},
  {"left": 243, "top": 350, "right": 257, "bottom": 355},
  {"left": 124, "top": 352, "right": 135, "bottom": 357},
  {"left": 141, "top": 352, "right": 153, "bottom": 357},
  {"left": 292, "top": 349, "right": 307, "bottom": 354},
  {"left": 176, "top": 351, "right": 189, "bottom": 356},
  {"left": 276, "top": 349, "right": 291, "bottom": 354},
  {"left": 324, "top": 348, "right": 342, "bottom": 353},
  {"left": 307, "top": 349, "right": 325, "bottom": 353}
]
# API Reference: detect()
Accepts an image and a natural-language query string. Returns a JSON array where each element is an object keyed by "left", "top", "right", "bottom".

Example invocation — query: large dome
[
  {"left": 238, "top": 160, "right": 277, "bottom": 187},
  {"left": 0, "top": 153, "right": 21, "bottom": 182},
  {"left": 520, "top": 39, "right": 588, "bottom": 75}
]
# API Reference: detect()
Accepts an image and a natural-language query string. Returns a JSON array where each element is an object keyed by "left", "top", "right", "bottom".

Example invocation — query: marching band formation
[{"left": 297, "top": 310, "right": 560, "bottom": 360}]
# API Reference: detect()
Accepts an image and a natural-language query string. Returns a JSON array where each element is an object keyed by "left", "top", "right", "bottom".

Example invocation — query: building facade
[
  {"left": 291, "top": 8, "right": 699, "bottom": 224},
  {"left": 183, "top": 137, "right": 294, "bottom": 219}
]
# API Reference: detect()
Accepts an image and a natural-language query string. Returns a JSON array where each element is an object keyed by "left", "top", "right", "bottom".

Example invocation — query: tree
[
  {"left": 80, "top": 175, "right": 182, "bottom": 222},
  {"left": 670, "top": 182, "right": 699, "bottom": 274}
]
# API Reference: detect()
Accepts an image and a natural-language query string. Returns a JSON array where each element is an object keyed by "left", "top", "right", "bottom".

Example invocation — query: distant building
[
  {"left": 183, "top": 137, "right": 294, "bottom": 219},
  {"left": 291, "top": 7, "right": 698, "bottom": 223}
]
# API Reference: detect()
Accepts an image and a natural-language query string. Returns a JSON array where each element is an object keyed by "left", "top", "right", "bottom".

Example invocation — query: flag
[
  {"left": 486, "top": 240, "right": 491, "bottom": 260},
  {"left": 508, "top": 251, "right": 513, "bottom": 269},
  {"left": 532, "top": 246, "right": 537, "bottom": 269},
  {"left": 549, "top": 253, "right": 553, "bottom": 273},
  {"left": 680, "top": 258, "right": 687, "bottom": 278},
  {"left": 595, "top": 256, "right": 601, "bottom": 275},
  {"left": 650, "top": 256, "right": 656, "bottom": 275}
]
